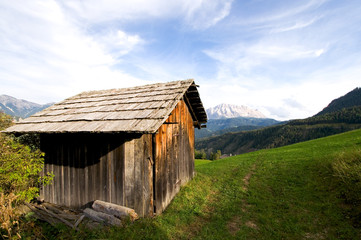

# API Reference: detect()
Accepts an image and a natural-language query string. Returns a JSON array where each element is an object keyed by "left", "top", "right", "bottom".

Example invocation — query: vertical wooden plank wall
[
  {"left": 123, "top": 134, "right": 153, "bottom": 217},
  {"left": 40, "top": 133, "right": 153, "bottom": 217},
  {"left": 154, "top": 99, "right": 195, "bottom": 214}
]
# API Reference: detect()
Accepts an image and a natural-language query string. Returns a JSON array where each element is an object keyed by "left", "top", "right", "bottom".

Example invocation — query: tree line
[{"left": 195, "top": 149, "right": 222, "bottom": 160}]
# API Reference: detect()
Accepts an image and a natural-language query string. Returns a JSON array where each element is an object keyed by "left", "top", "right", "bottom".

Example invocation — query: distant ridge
[
  {"left": 196, "top": 87, "right": 361, "bottom": 155},
  {"left": 316, "top": 87, "right": 361, "bottom": 116},
  {"left": 206, "top": 104, "right": 266, "bottom": 119},
  {"left": 0, "top": 94, "right": 53, "bottom": 119},
  {"left": 195, "top": 117, "right": 279, "bottom": 139}
]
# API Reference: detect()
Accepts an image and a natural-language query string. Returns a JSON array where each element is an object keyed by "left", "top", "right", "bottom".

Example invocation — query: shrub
[
  {"left": 195, "top": 149, "right": 207, "bottom": 159},
  {"left": 331, "top": 149, "right": 361, "bottom": 225},
  {"left": 0, "top": 134, "right": 53, "bottom": 202},
  {"left": 0, "top": 113, "right": 53, "bottom": 238}
]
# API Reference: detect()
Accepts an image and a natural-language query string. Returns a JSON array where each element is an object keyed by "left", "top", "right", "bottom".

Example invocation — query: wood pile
[{"left": 25, "top": 200, "right": 138, "bottom": 230}]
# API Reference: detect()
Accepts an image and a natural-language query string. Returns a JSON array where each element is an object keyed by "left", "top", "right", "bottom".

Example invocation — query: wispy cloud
[
  {"left": 59, "top": 0, "right": 233, "bottom": 30},
  {"left": 269, "top": 16, "right": 321, "bottom": 33},
  {"left": 183, "top": 0, "right": 233, "bottom": 29},
  {"left": 0, "top": 1, "right": 146, "bottom": 103},
  {"left": 234, "top": 0, "right": 328, "bottom": 26}
]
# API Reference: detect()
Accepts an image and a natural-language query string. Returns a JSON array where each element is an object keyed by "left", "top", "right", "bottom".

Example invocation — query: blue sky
[{"left": 1, "top": 0, "right": 360, "bottom": 120}]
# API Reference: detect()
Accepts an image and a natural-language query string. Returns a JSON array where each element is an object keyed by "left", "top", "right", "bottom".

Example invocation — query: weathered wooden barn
[{"left": 4, "top": 79, "right": 207, "bottom": 217}]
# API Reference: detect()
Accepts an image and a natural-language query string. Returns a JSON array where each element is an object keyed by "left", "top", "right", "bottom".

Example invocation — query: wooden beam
[{"left": 183, "top": 94, "right": 201, "bottom": 129}]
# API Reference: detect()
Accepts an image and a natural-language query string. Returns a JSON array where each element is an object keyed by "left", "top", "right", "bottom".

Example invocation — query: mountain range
[
  {"left": 196, "top": 87, "right": 361, "bottom": 156},
  {"left": 0, "top": 95, "right": 52, "bottom": 119},
  {"left": 206, "top": 104, "right": 266, "bottom": 119},
  {"left": 195, "top": 104, "right": 277, "bottom": 139}
]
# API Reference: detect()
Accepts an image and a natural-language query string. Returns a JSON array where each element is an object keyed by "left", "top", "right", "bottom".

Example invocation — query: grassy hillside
[
  {"left": 196, "top": 106, "right": 361, "bottom": 155},
  {"left": 35, "top": 129, "right": 361, "bottom": 239}
]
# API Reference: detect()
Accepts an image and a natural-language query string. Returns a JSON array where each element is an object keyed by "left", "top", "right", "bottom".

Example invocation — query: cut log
[
  {"left": 92, "top": 200, "right": 139, "bottom": 221},
  {"left": 83, "top": 208, "right": 122, "bottom": 226},
  {"left": 74, "top": 215, "right": 85, "bottom": 228},
  {"left": 24, "top": 202, "right": 58, "bottom": 227},
  {"left": 36, "top": 204, "right": 77, "bottom": 230}
]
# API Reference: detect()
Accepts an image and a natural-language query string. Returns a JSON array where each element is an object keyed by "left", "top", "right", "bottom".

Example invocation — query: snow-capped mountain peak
[{"left": 206, "top": 104, "right": 266, "bottom": 119}]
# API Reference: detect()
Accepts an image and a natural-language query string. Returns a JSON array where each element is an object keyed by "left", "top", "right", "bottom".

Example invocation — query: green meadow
[{"left": 40, "top": 129, "right": 361, "bottom": 239}]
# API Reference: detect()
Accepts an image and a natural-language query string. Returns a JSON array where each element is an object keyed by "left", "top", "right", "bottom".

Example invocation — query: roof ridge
[{"left": 73, "top": 79, "right": 194, "bottom": 99}]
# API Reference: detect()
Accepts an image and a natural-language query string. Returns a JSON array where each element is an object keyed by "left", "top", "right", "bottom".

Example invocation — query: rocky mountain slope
[
  {"left": 0, "top": 94, "right": 52, "bottom": 119},
  {"left": 206, "top": 104, "right": 266, "bottom": 119}
]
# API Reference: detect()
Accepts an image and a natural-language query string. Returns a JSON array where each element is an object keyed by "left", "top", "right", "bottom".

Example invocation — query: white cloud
[
  {"left": 96, "top": 30, "right": 144, "bottom": 56},
  {"left": 204, "top": 41, "right": 326, "bottom": 74},
  {"left": 270, "top": 16, "right": 321, "bottom": 33},
  {"left": 183, "top": 0, "right": 233, "bottom": 29},
  {"left": 236, "top": 0, "right": 328, "bottom": 26},
  {"left": 59, "top": 0, "right": 233, "bottom": 30},
  {"left": 0, "top": 1, "right": 146, "bottom": 103}
]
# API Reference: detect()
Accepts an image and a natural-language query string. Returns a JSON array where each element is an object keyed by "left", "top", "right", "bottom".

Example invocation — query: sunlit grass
[{"left": 37, "top": 129, "right": 361, "bottom": 239}]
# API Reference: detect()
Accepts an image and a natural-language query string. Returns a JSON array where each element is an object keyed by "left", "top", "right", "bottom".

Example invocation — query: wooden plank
[
  {"left": 79, "top": 143, "right": 86, "bottom": 207},
  {"left": 133, "top": 135, "right": 144, "bottom": 216},
  {"left": 84, "top": 145, "right": 89, "bottom": 206},
  {"left": 101, "top": 145, "right": 108, "bottom": 202},
  {"left": 166, "top": 112, "right": 173, "bottom": 208},
  {"left": 174, "top": 104, "right": 180, "bottom": 192},
  {"left": 179, "top": 100, "right": 185, "bottom": 183},
  {"left": 92, "top": 141, "right": 100, "bottom": 206},
  {"left": 124, "top": 140, "right": 135, "bottom": 208},
  {"left": 87, "top": 143, "right": 93, "bottom": 206},
  {"left": 115, "top": 144, "right": 125, "bottom": 206},
  {"left": 59, "top": 143, "right": 64, "bottom": 206},
  {"left": 109, "top": 145, "right": 116, "bottom": 204},
  {"left": 98, "top": 145, "right": 103, "bottom": 202},
  {"left": 56, "top": 142, "right": 62, "bottom": 205},
  {"left": 76, "top": 144, "right": 82, "bottom": 207},
  {"left": 161, "top": 123, "right": 167, "bottom": 211},
  {"left": 50, "top": 148, "right": 55, "bottom": 204},
  {"left": 144, "top": 134, "right": 152, "bottom": 217},
  {"left": 69, "top": 143, "right": 76, "bottom": 207},
  {"left": 105, "top": 144, "right": 110, "bottom": 203},
  {"left": 109, "top": 145, "right": 114, "bottom": 203},
  {"left": 63, "top": 142, "right": 70, "bottom": 207},
  {"left": 75, "top": 144, "right": 81, "bottom": 207},
  {"left": 155, "top": 128, "right": 163, "bottom": 214}
]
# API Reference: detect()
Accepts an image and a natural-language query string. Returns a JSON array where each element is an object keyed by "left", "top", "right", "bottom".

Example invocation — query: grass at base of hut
[{"left": 32, "top": 129, "right": 361, "bottom": 239}]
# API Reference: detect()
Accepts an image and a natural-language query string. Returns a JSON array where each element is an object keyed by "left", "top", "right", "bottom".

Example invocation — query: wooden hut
[{"left": 4, "top": 79, "right": 207, "bottom": 217}]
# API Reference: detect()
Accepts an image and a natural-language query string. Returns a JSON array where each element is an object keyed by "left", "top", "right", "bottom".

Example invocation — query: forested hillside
[
  {"left": 195, "top": 117, "right": 280, "bottom": 139},
  {"left": 316, "top": 87, "right": 361, "bottom": 116},
  {"left": 196, "top": 106, "right": 361, "bottom": 155}
]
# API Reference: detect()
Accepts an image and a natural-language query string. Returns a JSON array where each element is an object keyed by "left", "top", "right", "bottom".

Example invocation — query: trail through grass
[{"left": 38, "top": 129, "right": 361, "bottom": 239}]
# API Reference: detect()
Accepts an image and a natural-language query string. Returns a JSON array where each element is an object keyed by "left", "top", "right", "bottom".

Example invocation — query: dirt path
[{"left": 227, "top": 163, "right": 258, "bottom": 236}]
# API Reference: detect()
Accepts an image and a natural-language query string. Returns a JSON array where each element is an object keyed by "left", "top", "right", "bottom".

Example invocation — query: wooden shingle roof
[{"left": 4, "top": 79, "right": 207, "bottom": 134}]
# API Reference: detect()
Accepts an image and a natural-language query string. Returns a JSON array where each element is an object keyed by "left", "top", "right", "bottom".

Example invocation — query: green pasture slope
[{"left": 47, "top": 129, "right": 361, "bottom": 239}]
